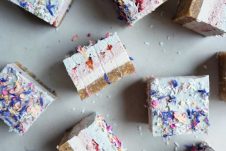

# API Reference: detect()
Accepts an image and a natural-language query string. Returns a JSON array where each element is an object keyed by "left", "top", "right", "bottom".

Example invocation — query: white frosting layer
[
  {"left": 63, "top": 33, "right": 132, "bottom": 91},
  {"left": 9, "top": 0, "right": 71, "bottom": 25},
  {"left": 183, "top": 0, "right": 226, "bottom": 36}
]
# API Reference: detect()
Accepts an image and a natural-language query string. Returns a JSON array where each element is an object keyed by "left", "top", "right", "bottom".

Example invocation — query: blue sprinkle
[
  {"left": 197, "top": 89, "right": 209, "bottom": 96},
  {"left": 5, "top": 118, "right": 13, "bottom": 126},
  {"left": 150, "top": 90, "right": 156, "bottom": 96},
  {"left": 187, "top": 109, "right": 192, "bottom": 119},
  {"left": 13, "top": 115, "right": 19, "bottom": 121},
  {"left": 40, "top": 97, "right": 44, "bottom": 107},
  {"left": 171, "top": 80, "right": 178, "bottom": 88},
  {"left": 0, "top": 78, "right": 7, "bottom": 82},
  {"left": 104, "top": 73, "right": 111, "bottom": 84},
  {"left": 129, "top": 57, "right": 134, "bottom": 61},
  {"left": 19, "top": 106, "right": 27, "bottom": 115},
  {"left": 46, "top": 0, "right": 55, "bottom": 16},
  {"left": 23, "top": 90, "right": 32, "bottom": 95},
  {"left": 2, "top": 111, "right": 11, "bottom": 117},
  {"left": 19, "top": 1, "right": 27, "bottom": 8},
  {"left": 158, "top": 96, "right": 166, "bottom": 100}
]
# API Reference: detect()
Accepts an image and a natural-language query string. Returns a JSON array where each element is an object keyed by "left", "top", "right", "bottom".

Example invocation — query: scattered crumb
[
  {"left": 106, "top": 95, "right": 111, "bottom": 99},
  {"left": 71, "top": 34, "right": 79, "bottom": 42},
  {"left": 144, "top": 42, "right": 150, "bottom": 46},
  {"left": 92, "top": 100, "right": 96, "bottom": 104},
  {"left": 72, "top": 107, "right": 76, "bottom": 111},
  {"left": 138, "top": 125, "right": 143, "bottom": 136},
  {"left": 176, "top": 51, "right": 181, "bottom": 55},
  {"left": 81, "top": 108, "right": 85, "bottom": 114},
  {"left": 159, "top": 42, "right": 164, "bottom": 47}
]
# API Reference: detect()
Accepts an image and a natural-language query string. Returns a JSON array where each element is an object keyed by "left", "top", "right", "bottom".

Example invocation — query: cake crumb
[{"left": 144, "top": 42, "right": 150, "bottom": 46}]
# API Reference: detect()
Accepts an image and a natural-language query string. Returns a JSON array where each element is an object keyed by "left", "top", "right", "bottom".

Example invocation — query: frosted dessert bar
[
  {"left": 63, "top": 33, "right": 135, "bottom": 100},
  {"left": 147, "top": 76, "right": 210, "bottom": 137},
  {"left": 174, "top": 0, "right": 226, "bottom": 36},
  {"left": 114, "top": 0, "right": 167, "bottom": 25},
  {"left": 185, "top": 142, "right": 215, "bottom": 151},
  {"left": 218, "top": 52, "right": 226, "bottom": 101},
  {"left": 57, "top": 113, "right": 125, "bottom": 151},
  {"left": 0, "top": 63, "right": 56, "bottom": 135},
  {"left": 9, "top": 0, "right": 72, "bottom": 27}
]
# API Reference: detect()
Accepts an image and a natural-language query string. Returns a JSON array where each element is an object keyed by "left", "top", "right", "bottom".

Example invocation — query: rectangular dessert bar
[
  {"left": 57, "top": 113, "right": 125, "bottom": 151},
  {"left": 63, "top": 33, "right": 135, "bottom": 100},
  {"left": 9, "top": 0, "right": 72, "bottom": 27},
  {"left": 185, "top": 142, "right": 215, "bottom": 151},
  {"left": 174, "top": 0, "right": 226, "bottom": 36},
  {"left": 147, "top": 76, "right": 210, "bottom": 137},
  {"left": 0, "top": 63, "right": 56, "bottom": 135},
  {"left": 114, "top": 0, "right": 167, "bottom": 25},
  {"left": 218, "top": 52, "right": 226, "bottom": 101}
]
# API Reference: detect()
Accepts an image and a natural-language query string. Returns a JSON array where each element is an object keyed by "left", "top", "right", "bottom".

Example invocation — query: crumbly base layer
[
  {"left": 174, "top": 0, "right": 203, "bottom": 24},
  {"left": 218, "top": 52, "right": 226, "bottom": 101},
  {"left": 58, "top": 142, "right": 73, "bottom": 151},
  {"left": 78, "top": 61, "right": 135, "bottom": 100}
]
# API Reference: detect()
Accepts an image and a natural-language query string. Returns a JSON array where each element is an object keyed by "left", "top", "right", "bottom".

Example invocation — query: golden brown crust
[
  {"left": 58, "top": 142, "right": 73, "bottom": 151},
  {"left": 218, "top": 52, "right": 226, "bottom": 101},
  {"left": 78, "top": 62, "right": 135, "bottom": 100},
  {"left": 174, "top": 0, "right": 204, "bottom": 24}
]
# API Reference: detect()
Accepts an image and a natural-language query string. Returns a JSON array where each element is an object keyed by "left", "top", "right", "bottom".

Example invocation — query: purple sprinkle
[
  {"left": 104, "top": 73, "right": 111, "bottom": 84},
  {"left": 23, "top": 90, "right": 32, "bottom": 95},
  {"left": 198, "top": 89, "right": 209, "bottom": 96},
  {"left": 0, "top": 78, "right": 7, "bottom": 82},
  {"left": 150, "top": 90, "right": 157, "bottom": 96},
  {"left": 19, "top": 1, "right": 27, "bottom": 8},
  {"left": 5, "top": 117, "right": 13, "bottom": 126},
  {"left": 46, "top": 0, "right": 55, "bottom": 16},
  {"left": 171, "top": 80, "right": 178, "bottom": 88},
  {"left": 40, "top": 97, "right": 44, "bottom": 107}
]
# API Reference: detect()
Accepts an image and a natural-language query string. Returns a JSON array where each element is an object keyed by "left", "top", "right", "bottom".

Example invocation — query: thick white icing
[
  {"left": 148, "top": 76, "right": 209, "bottom": 137},
  {"left": 63, "top": 33, "right": 132, "bottom": 91}
]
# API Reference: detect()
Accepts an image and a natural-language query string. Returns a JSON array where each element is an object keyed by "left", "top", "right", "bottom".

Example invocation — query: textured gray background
[{"left": 0, "top": 0, "right": 226, "bottom": 151}]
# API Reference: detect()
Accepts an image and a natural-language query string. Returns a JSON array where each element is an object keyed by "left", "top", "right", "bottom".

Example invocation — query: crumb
[
  {"left": 71, "top": 34, "right": 79, "bottom": 42},
  {"left": 144, "top": 42, "right": 150, "bottom": 46},
  {"left": 159, "top": 42, "right": 164, "bottom": 47}
]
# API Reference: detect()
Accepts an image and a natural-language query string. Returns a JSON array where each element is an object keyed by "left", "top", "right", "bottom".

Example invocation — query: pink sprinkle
[
  {"left": 170, "top": 124, "right": 176, "bottom": 129},
  {"left": 151, "top": 100, "right": 159, "bottom": 108},
  {"left": 107, "top": 125, "right": 113, "bottom": 132},
  {"left": 2, "top": 90, "right": 8, "bottom": 95},
  {"left": 71, "top": 34, "right": 79, "bottom": 42},
  {"left": 105, "top": 32, "right": 110, "bottom": 38}
]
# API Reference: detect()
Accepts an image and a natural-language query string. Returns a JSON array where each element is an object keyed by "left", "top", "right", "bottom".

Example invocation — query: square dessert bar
[
  {"left": 0, "top": 63, "right": 56, "bottom": 134},
  {"left": 147, "top": 76, "right": 210, "bottom": 137},
  {"left": 9, "top": 0, "right": 72, "bottom": 27},
  {"left": 57, "top": 113, "right": 125, "bottom": 151},
  {"left": 63, "top": 33, "right": 135, "bottom": 100},
  {"left": 114, "top": 0, "right": 167, "bottom": 25},
  {"left": 174, "top": 0, "right": 226, "bottom": 36}
]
